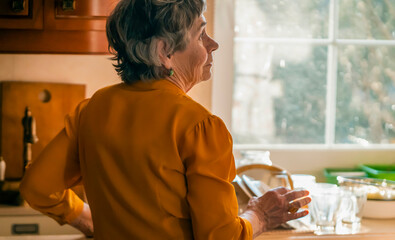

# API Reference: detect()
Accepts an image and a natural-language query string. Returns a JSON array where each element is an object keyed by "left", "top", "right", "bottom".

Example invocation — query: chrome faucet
[{"left": 22, "top": 107, "right": 38, "bottom": 171}]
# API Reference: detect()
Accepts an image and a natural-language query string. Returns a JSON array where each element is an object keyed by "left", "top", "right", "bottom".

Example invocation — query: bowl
[
  {"left": 337, "top": 176, "right": 395, "bottom": 200},
  {"left": 362, "top": 199, "right": 395, "bottom": 219}
]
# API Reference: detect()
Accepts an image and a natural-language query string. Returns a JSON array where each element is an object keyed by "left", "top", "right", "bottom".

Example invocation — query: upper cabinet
[
  {"left": 0, "top": 0, "right": 43, "bottom": 30},
  {"left": 0, "top": 0, "right": 119, "bottom": 54},
  {"left": 44, "top": 0, "right": 115, "bottom": 31}
]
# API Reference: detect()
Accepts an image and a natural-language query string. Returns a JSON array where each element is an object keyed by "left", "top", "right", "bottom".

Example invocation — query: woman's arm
[
  {"left": 20, "top": 99, "right": 92, "bottom": 236},
  {"left": 70, "top": 203, "right": 94, "bottom": 237},
  {"left": 20, "top": 129, "right": 85, "bottom": 225},
  {"left": 181, "top": 115, "right": 311, "bottom": 239},
  {"left": 181, "top": 115, "right": 253, "bottom": 239}
]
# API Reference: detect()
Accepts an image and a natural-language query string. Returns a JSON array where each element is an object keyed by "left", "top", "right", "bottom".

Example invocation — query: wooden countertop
[
  {"left": 0, "top": 214, "right": 393, "bottom": 239},
  {"left": 257, "top": 218, "right": 395, "bottom": 240}
]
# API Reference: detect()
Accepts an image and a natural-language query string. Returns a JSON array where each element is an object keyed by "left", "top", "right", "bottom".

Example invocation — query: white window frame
[{"left": 212, "top": 0, "right": 395, "bottom": 151}]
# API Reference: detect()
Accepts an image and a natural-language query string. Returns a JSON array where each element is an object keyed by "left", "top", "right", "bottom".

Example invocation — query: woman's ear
[{"left": 157, "top": 39, "right": 172, "bottom": 69}]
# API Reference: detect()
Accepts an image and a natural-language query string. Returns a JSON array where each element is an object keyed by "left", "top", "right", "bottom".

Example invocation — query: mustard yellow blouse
[{"left": 20, "top": 80, "right": 252, "bottom": 239}]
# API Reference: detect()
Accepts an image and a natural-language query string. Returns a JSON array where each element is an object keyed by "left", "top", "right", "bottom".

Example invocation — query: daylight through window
[{"left": 217, "top": 0, "right": 395, "bottom": 147}]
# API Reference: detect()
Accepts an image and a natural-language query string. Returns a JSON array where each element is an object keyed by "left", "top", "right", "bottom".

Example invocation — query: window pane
[
  {"left": 336, "top": 46, "right": 395, "bottom": 144},
  {"left": 234, "top": 0, "right": 330, "bottom": 39},
  {"left": 339, "top": 0, "right": 395, "bottom": 40},
  {"left": 232, "top": 43, "right": 328, "bottom": 144}
]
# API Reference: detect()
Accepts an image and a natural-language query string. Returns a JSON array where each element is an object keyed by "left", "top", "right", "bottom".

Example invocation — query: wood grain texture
[
  {"left": 0, "top": 81, "right": 85, "bottom": 180},
  {"left": 0, "top": 30, "right": 109, "bottom": 54}
]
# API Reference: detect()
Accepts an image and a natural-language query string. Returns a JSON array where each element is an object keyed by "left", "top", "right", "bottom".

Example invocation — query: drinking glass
[
  {"left": 334, "top": 186, "right": 367, "bottom": 234},
  {"left": 310, "top": 183, "right": 341, "bottom": 235},
  {"left": 340, "top": 186, "right": 367, "bottom": 224}
]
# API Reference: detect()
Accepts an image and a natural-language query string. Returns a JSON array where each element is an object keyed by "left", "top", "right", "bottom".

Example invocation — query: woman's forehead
[{"left": 193, "top": 15, "right": 207, "bottom": 32}]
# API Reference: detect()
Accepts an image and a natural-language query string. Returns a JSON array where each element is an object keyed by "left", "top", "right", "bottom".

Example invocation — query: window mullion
[{"left": 325, "top": 0, "right": 339, "bottom": 146}]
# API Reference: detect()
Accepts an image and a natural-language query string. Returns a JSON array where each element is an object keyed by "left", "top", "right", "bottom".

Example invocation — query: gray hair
[{"left": 106, "top": 0, "right": 206, "bottom": 84}]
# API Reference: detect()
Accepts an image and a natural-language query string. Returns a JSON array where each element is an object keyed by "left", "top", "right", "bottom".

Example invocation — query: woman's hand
[
  {"left": 241, "top": 187, "right": 311, "bottom": 238},
  {"left": 69, "top": 203, "right": 94, "bottom": 237}
]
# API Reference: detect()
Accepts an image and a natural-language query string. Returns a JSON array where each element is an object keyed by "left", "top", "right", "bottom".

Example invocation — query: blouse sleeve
[
  {"left": 180, "top": 115, "right": 253, "bottom": 240},
  {"left": 20, "top": 99, "right": 89, "bottom": 225}
]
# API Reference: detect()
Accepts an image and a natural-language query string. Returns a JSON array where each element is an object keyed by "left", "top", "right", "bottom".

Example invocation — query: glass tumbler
[{"left": 310, "top": 183, "right": 341, "bottom": 235}]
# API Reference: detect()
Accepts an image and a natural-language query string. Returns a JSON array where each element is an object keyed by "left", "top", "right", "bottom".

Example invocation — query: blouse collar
[{"left": 122, "top": 79, "right": 186, "bottom": 95}]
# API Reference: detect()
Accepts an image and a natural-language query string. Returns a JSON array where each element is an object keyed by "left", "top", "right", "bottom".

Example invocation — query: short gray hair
[{"left": 106, "top": 0, "right": 206, "bottom": 84}]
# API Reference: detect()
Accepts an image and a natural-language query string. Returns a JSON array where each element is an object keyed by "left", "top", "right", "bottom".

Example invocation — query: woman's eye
[{"left": 199, "top": 31, "right": 205, "bottom": 40}]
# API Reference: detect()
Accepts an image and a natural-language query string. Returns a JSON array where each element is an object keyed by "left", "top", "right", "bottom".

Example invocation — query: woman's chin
[
  {"left": 201, "top": 69, "right": 213, "bottom": 81},
  {"left": 200, "top": 75, "right": 211, "bottom": 82}
]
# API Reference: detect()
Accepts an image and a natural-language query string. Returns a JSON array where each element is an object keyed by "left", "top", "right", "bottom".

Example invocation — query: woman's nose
[{"left": 206, "top": 36, "right": 219, "bottom": 53}]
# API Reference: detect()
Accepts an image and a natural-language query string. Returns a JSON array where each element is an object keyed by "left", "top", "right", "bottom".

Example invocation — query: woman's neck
[{"left": 165, "top": 76, "right": 194, "bottom": 93}]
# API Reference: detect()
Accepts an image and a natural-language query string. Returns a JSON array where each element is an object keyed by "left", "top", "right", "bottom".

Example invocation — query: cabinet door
[
  {"left": 0, "top": 0, "right": 43, "bottom": 29},
  {"left": 45, "top": 0, "right": 119, "bottom": 31}
]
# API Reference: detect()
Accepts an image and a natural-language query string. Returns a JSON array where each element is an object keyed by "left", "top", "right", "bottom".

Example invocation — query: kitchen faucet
[{"left": 22, "top": 107, "right": 39, "bottom": 172}]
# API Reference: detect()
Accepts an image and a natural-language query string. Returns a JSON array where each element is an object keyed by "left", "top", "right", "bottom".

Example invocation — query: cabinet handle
[
  {"left": 62, "top": 0, "right": 76, "bottom": 11},
  {"left": 11, "top": 0, "right": 25, "bottom": 12},
  {"left": 12, "top": 224, "right": 39, "bottom": 234}
]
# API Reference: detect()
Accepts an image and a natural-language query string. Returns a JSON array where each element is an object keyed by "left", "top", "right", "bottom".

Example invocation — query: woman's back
[{"left": 78, "top": 80, "right": 211, "bottom": 239}]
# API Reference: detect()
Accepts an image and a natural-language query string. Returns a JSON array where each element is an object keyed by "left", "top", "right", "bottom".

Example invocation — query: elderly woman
[{"left": 20, "top": 0, "right": 310, "bottom": 239}]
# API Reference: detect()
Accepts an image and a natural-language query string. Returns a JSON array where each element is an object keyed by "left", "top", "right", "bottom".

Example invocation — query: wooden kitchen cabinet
[
  {"left": 45, "top": 0, "right": 117, "bottom": 31},
  {"left": 0, "top": 0, "right": 119, "bottom": 54},
  {"left": 0, "top": 0, "right": 43, "bottom": 30}
]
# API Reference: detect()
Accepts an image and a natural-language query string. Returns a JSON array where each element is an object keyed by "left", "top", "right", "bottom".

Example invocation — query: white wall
[{"left": 0, "top": 54, "right": 212, "bottom": 110}]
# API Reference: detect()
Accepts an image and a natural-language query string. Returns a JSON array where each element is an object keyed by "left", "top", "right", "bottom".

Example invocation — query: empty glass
[
  {"left": 339, "top": 186, "right": 367, "bottom": 224},
  {"left": 310, "top": 183, "right": 341, "bottom": 235},
  {"left": 335, "top": 186, "right": 367, "bottom": 234}
]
